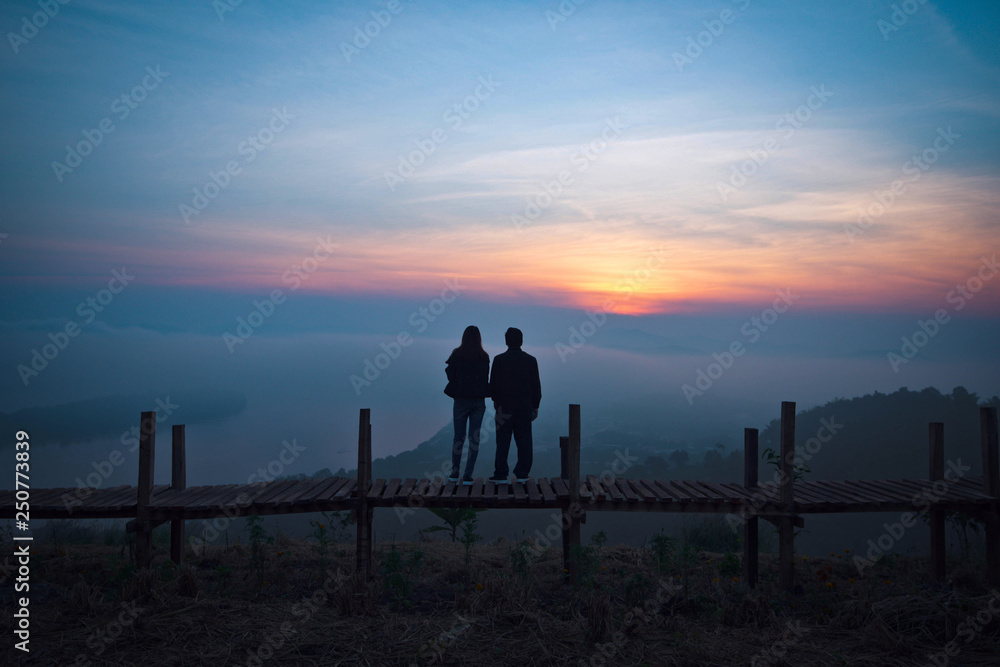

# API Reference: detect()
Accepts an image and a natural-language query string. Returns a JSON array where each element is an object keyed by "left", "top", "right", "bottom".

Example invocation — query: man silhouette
[{"left": 488, "top": 327, "right": 541, "bottom": 484}]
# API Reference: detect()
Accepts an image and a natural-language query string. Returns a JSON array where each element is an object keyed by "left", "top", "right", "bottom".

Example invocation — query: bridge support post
[
  {"left": 778, "top": 401, "right": 796, "bottom": 592},
  {"left": 562, "top": 405, "right": 582, "bottom": 585},
  {"left": 356, "top": 408, "right": 373, "bottom": 582},
  {"left": 743, "top": 427, "right": 759, "bottom": 588},
  {"left": 170, "top": 425, "right": 186, "bottom": 565},
  {"left": 982, "top": 407, "right": 999, "bottom": 587},
  {"left": 929, "top": 423, "right": 945, "bottom": 581},
  {"left": 136, "top": 411, "right": 156, "bottom": 569}
]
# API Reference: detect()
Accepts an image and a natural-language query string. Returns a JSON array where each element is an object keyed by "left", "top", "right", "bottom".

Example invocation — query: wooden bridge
[{"left": 3, "top": 403, "right": 998, "bottom": 590}]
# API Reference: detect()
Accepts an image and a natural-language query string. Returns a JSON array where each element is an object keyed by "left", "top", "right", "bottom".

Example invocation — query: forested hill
[
  {"left": 639, "top": 387, "right": 1000, "bottom": 484},
  {"left": 756, "top": 386, "right": 1000, "bottom": 481}
]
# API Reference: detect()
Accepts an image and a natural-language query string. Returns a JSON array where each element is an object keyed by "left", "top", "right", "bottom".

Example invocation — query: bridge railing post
[
  {"left": 929, "top": 423, "right": 945, "bottom": 581},
  {"left": 743, "top": 427, "right": 759, "bottom": 588},
  {"left": 356, "top": 408, "right": 373, "bottom": 581},
  {"left": 778, "top": 401, "right": 796, "bottom": 592},
  {"left": 136, "top": 411, "right": 156, "bottom": 569},
  {"left": 170, "top": 424, "right": 186, "bottom": 565},
  {"left": 562, "top": 405, "right": 581, "bottom": 585},
  {"left": 982, "top": 407, "right": 999, "bottom": 587},
  {"left": 559, "top": 435, "right": 569, "bottom": 480}
]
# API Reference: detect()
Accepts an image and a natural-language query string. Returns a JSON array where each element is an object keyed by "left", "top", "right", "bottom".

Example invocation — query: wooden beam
[
  {"left": 778, "top": 401, "right": 795, "bottom": 592},
  {"left": 929, "top": 422, "right": 945, "bottom": 582},
  {"left": 170, "top": 425, "right": 186, "bottom": 565},
  {"left": 982, "top": 407, "right": 999, "bottom": 587},
  {"left": 563, "top": 405, "right": 582, "bottom": 585},
  {"left": 743, "top": 427, "right": 759, "bottom": 588},
  {"left": 136, "top": 411, "right": 156, "bottom": 569},
  {"left": 356, "top": 409, "right": 372, "bottom": 581},
  {"left": 559, "top": 435, "right": 569, "bottom": 480}
]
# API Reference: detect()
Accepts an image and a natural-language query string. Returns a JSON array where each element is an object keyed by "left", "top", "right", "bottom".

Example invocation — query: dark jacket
[
  {"left": 445, "top": 351, "right": 490, "bottom": 399},
  {"left": 489, "top": 347, "right": 541, "bottom": 413}
]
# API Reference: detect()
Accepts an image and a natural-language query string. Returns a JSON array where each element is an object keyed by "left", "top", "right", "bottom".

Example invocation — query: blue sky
[{"left": 1, "top": 0, "right": 998, "bottom": 485}]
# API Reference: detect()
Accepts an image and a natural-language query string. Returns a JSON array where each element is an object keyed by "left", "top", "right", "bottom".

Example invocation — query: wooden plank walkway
[
  {"left": 2, "top": 475, "right": 995, "bottom": 520},
  {"left": 3, "top": 402, "right": 998, "bottom": 591}
]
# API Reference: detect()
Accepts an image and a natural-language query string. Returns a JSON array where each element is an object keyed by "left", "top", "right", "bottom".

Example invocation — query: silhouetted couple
[{"left": 444, "top": 326, "right": 541, "bottom": 485}]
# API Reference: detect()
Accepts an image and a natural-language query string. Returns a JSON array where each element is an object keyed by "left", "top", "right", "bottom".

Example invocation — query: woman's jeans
[{"left": 452, "top": 397, "right": 486, "bottom": 478}]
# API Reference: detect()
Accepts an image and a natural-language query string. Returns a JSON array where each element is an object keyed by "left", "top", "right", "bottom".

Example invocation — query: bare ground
[{"left": 3, "top": 537, "right": 999, "bottom": 666}]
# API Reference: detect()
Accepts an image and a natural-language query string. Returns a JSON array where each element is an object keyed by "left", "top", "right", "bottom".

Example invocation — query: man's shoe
[
  {"left": 448, "top": 476, "right": 459, "bottom": 483},
  {"left": 515, "top": 477, "right": 529, "bottom": 483},
  {"left": 462, "top": 476, "right": 474, "bottom": 486},
  {"left": 488, "top": 476, "right": 508, "bottom": 484}
]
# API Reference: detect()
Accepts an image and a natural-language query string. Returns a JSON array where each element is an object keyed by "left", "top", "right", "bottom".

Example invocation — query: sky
[{"left": 1, "top": 0, "right": 998, "bottom": 488}]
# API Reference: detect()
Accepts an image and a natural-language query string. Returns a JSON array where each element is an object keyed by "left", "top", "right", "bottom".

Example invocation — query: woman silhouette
[{"left": 444, "top": 325, "right": 490, "bottom": 484}]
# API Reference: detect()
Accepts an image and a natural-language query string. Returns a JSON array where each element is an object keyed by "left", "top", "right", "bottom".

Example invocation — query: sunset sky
[{"left": 1, "top": 0, "right": 999, "bottom": 485}]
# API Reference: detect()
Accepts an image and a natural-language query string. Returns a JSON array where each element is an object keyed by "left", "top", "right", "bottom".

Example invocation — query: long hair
[{"left": 451, "top": 325, "right": 488, "bottom": 361}]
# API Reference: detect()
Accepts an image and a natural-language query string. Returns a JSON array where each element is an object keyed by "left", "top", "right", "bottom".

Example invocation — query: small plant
[
  {"left": 458, "top": 510, "right": 482, "bottom": 583},
  {"left": 650, "top": 531, "right": 674, "bottom": 575},
  {"left": 309, "top": 512, "right": 335, "bottom": 573},
  {"left": 157, "top": 560, "right": 176, "bottom": 582},
  {"left": 718, "top": 551, "right": 740, "bottom": 579},
  {"left": 624, "top": 572, "right": 653, "bottom": 608},
  {"left": 761, "top": 447, "right": 810, "bottom": 482},
  {"left": 247, "top": 514, "right": 273, "bottom": 588},
  {"left": 379, "top": 544, "right": 424, "bottom": 609},
  {"left": 590, "top": 530, "right": 608, "bottom": 548},
  {"left": 424, "top": 508, "right": 485, "bottom": 542},
  {"left": 947, "top": 512, "right": 984, "bottom": 561},
  {"left": 679, "top": 542, "right": 697, "bottom": 595},
  {"left": 509, "top": 541, "right": 534, "bottom": 583},
  {"left": 570, "top": 543, "right": 600, "bottom": 588}
]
